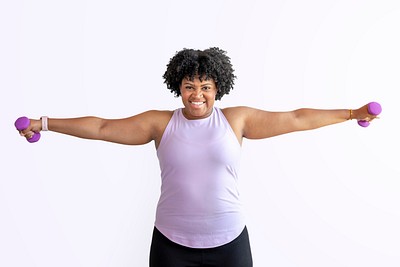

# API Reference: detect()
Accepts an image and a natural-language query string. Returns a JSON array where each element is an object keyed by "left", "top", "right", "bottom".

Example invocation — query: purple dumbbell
[
  {"left": 15, "top": 116, "right": 41, "bottom": 143},
  {"left": 357, "top": 102, "right": 382, "bottom": 127}
]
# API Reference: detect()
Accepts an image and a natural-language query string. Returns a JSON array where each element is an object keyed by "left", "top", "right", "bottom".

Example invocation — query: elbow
[{"left": 293, "top": 109, "right": 318, "bottom": 131}]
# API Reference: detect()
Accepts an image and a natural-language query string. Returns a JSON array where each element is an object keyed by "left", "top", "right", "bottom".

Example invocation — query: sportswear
[{"left": 155, "top": 107, "right": 245, "bottom": 248}]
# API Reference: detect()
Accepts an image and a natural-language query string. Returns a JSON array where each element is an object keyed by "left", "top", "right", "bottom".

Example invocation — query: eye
[
  {"left": 202, "top": 86, "right": 211, "bottom": 91},
  {"left": 185, "top": 86, "right": 194, "bottom": 90}
]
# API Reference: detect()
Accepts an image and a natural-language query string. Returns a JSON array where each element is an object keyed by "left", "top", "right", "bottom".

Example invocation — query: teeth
[{"left": 191, "top": 102, "right": 204, "bottom": 105}]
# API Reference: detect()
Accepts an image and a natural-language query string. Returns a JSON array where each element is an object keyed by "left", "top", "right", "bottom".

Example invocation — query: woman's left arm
[{"left": 228, "top": 103, "right": 378, "bottom": 140}]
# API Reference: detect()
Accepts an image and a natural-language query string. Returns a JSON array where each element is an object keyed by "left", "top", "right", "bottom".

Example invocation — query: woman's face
[{"left": 180, "top": 76, "right": 217, "bottom": 120}]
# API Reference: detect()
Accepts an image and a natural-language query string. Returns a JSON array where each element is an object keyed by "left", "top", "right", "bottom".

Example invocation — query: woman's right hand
[{"left": 18, "top": 118, "right": 42, "bottom": 140}]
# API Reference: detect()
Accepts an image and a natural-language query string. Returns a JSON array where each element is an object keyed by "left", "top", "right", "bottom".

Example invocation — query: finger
[
  {"left": 21, "top": 130, "right": 34, "bottom": 138},
  {"left": 20, "top": 126, "right": 34, "bottom": 135},
  {"left": 364, "top": 116, "right": 378, "bottom": 122}
]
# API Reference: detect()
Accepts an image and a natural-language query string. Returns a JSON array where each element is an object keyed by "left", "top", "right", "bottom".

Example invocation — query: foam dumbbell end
[
  {"left": 357, "top": 102, "right": 382, "bottom": 127},
  {"left": 15, "top": 116, "right": 41, "bottom": 143}
]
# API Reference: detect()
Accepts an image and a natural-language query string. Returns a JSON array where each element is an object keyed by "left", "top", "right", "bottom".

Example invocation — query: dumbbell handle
[
  {"left": 15, "top": 116, "right": 41, "bottom": 143},
  {"left": 357, "top": 102, "right": 382, "bottom": 127}
]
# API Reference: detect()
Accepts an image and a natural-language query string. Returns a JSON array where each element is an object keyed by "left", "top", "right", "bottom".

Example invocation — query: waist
[{"left": 155, "top": 210, "right": 246, "bottom": 248}]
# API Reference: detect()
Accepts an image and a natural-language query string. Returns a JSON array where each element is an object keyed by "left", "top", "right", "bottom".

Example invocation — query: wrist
[
  {"left": 40, "top": 116, "right": 49, "bottom": 131},
  {"left": 348, "top": 109, "right": 353, "bottom": 120}
]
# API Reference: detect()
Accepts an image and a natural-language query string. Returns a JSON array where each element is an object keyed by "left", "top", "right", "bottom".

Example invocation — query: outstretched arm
[
  {"left": 18, "top": 110, "right": 172, "bottom": 145},
  {"left": 225, "top": 103, "right": 380, "bottom": 140}
]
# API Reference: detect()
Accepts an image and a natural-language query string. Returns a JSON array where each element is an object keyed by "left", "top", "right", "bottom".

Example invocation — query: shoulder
[
  {"left": 141, "top": 110, "right": 174, "bottom": 128},
  {"left": 222, "top": 106, "right": 275, "bottom": 119},
  {"left": 221, "top": 106, "right": 273, "bottom": 135},
  {"left": 220, "top": 106, "right": 253, "bottom": 138},
  {"left": 144, "top": 109, "right": 174, "bottom": 119},
  {"left": 221, "top": 106, "right": 253, "bottom": 121},
  {"left": 134, "top": 110, "right": 174, "bottom": 147},
  {"left": 125, "top": 109, "right": 173, "bottom": 134}
]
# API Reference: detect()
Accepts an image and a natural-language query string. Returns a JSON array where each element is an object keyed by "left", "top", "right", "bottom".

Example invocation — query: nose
[{"left": 193, "top": 89, "right": 203, "bottom": 98}]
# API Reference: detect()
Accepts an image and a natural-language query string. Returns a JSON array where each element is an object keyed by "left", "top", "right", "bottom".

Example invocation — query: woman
[{"left": 18, "top": 47, "right": 378, "bottom": 267}]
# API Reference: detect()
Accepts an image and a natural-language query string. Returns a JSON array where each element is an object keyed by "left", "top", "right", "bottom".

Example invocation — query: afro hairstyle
[{"left": 163, "top": 47, "right": 236, "bottom": 100}]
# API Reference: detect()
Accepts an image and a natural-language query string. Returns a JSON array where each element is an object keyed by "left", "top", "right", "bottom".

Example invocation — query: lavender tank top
[{"left": 155, "top": 107, "right": 245, "bottom": 248}]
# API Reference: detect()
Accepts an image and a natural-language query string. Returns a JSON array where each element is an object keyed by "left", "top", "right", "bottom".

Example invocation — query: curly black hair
[{"left": 163, "top": 47, "right": 236, "bottom": 100}]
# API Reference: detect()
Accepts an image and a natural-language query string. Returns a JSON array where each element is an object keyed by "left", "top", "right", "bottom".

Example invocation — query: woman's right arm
[{"left": 19, "top": 110, "right": 171, "bottom": 145}]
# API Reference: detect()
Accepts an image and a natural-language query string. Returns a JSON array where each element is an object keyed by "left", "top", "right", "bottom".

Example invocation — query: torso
[{"left": 154, "top": 107, "right": 245, "bottom": 248}]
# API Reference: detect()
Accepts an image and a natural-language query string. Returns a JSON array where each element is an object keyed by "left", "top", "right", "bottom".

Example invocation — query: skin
[
  {"left": 180, "top": 77, "right": 216, "bottom": 120},
  {"left": 20, "top": 77, "right": 378, "bottom": 148}
]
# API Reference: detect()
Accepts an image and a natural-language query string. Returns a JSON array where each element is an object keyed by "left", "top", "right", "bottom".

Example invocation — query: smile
[{"left": 190, "top": 101, "right": 205, "bottom": 106}]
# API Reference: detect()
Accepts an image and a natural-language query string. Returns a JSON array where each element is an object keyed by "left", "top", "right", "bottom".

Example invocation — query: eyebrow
[{"left": 182, "top": 82, "right": 213, "bottom": 86}]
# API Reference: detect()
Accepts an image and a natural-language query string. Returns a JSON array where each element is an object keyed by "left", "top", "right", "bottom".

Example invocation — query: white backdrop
[{"left": 1, "top": 0, "right": 399, "bottom": 266}]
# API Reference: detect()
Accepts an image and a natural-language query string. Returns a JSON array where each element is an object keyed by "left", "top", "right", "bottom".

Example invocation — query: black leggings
[{"left": 149, "top": 227, "right": 253, "bottom": 267}]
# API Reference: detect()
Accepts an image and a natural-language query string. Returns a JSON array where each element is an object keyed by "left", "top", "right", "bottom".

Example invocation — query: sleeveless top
[{"left": 155, "top": 107, "right": 245, "bottom": 248}]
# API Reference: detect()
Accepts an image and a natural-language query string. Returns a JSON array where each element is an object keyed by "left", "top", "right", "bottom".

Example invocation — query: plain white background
[{"left": 1, "top": 0, "right": 399, "bottom": 266}]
